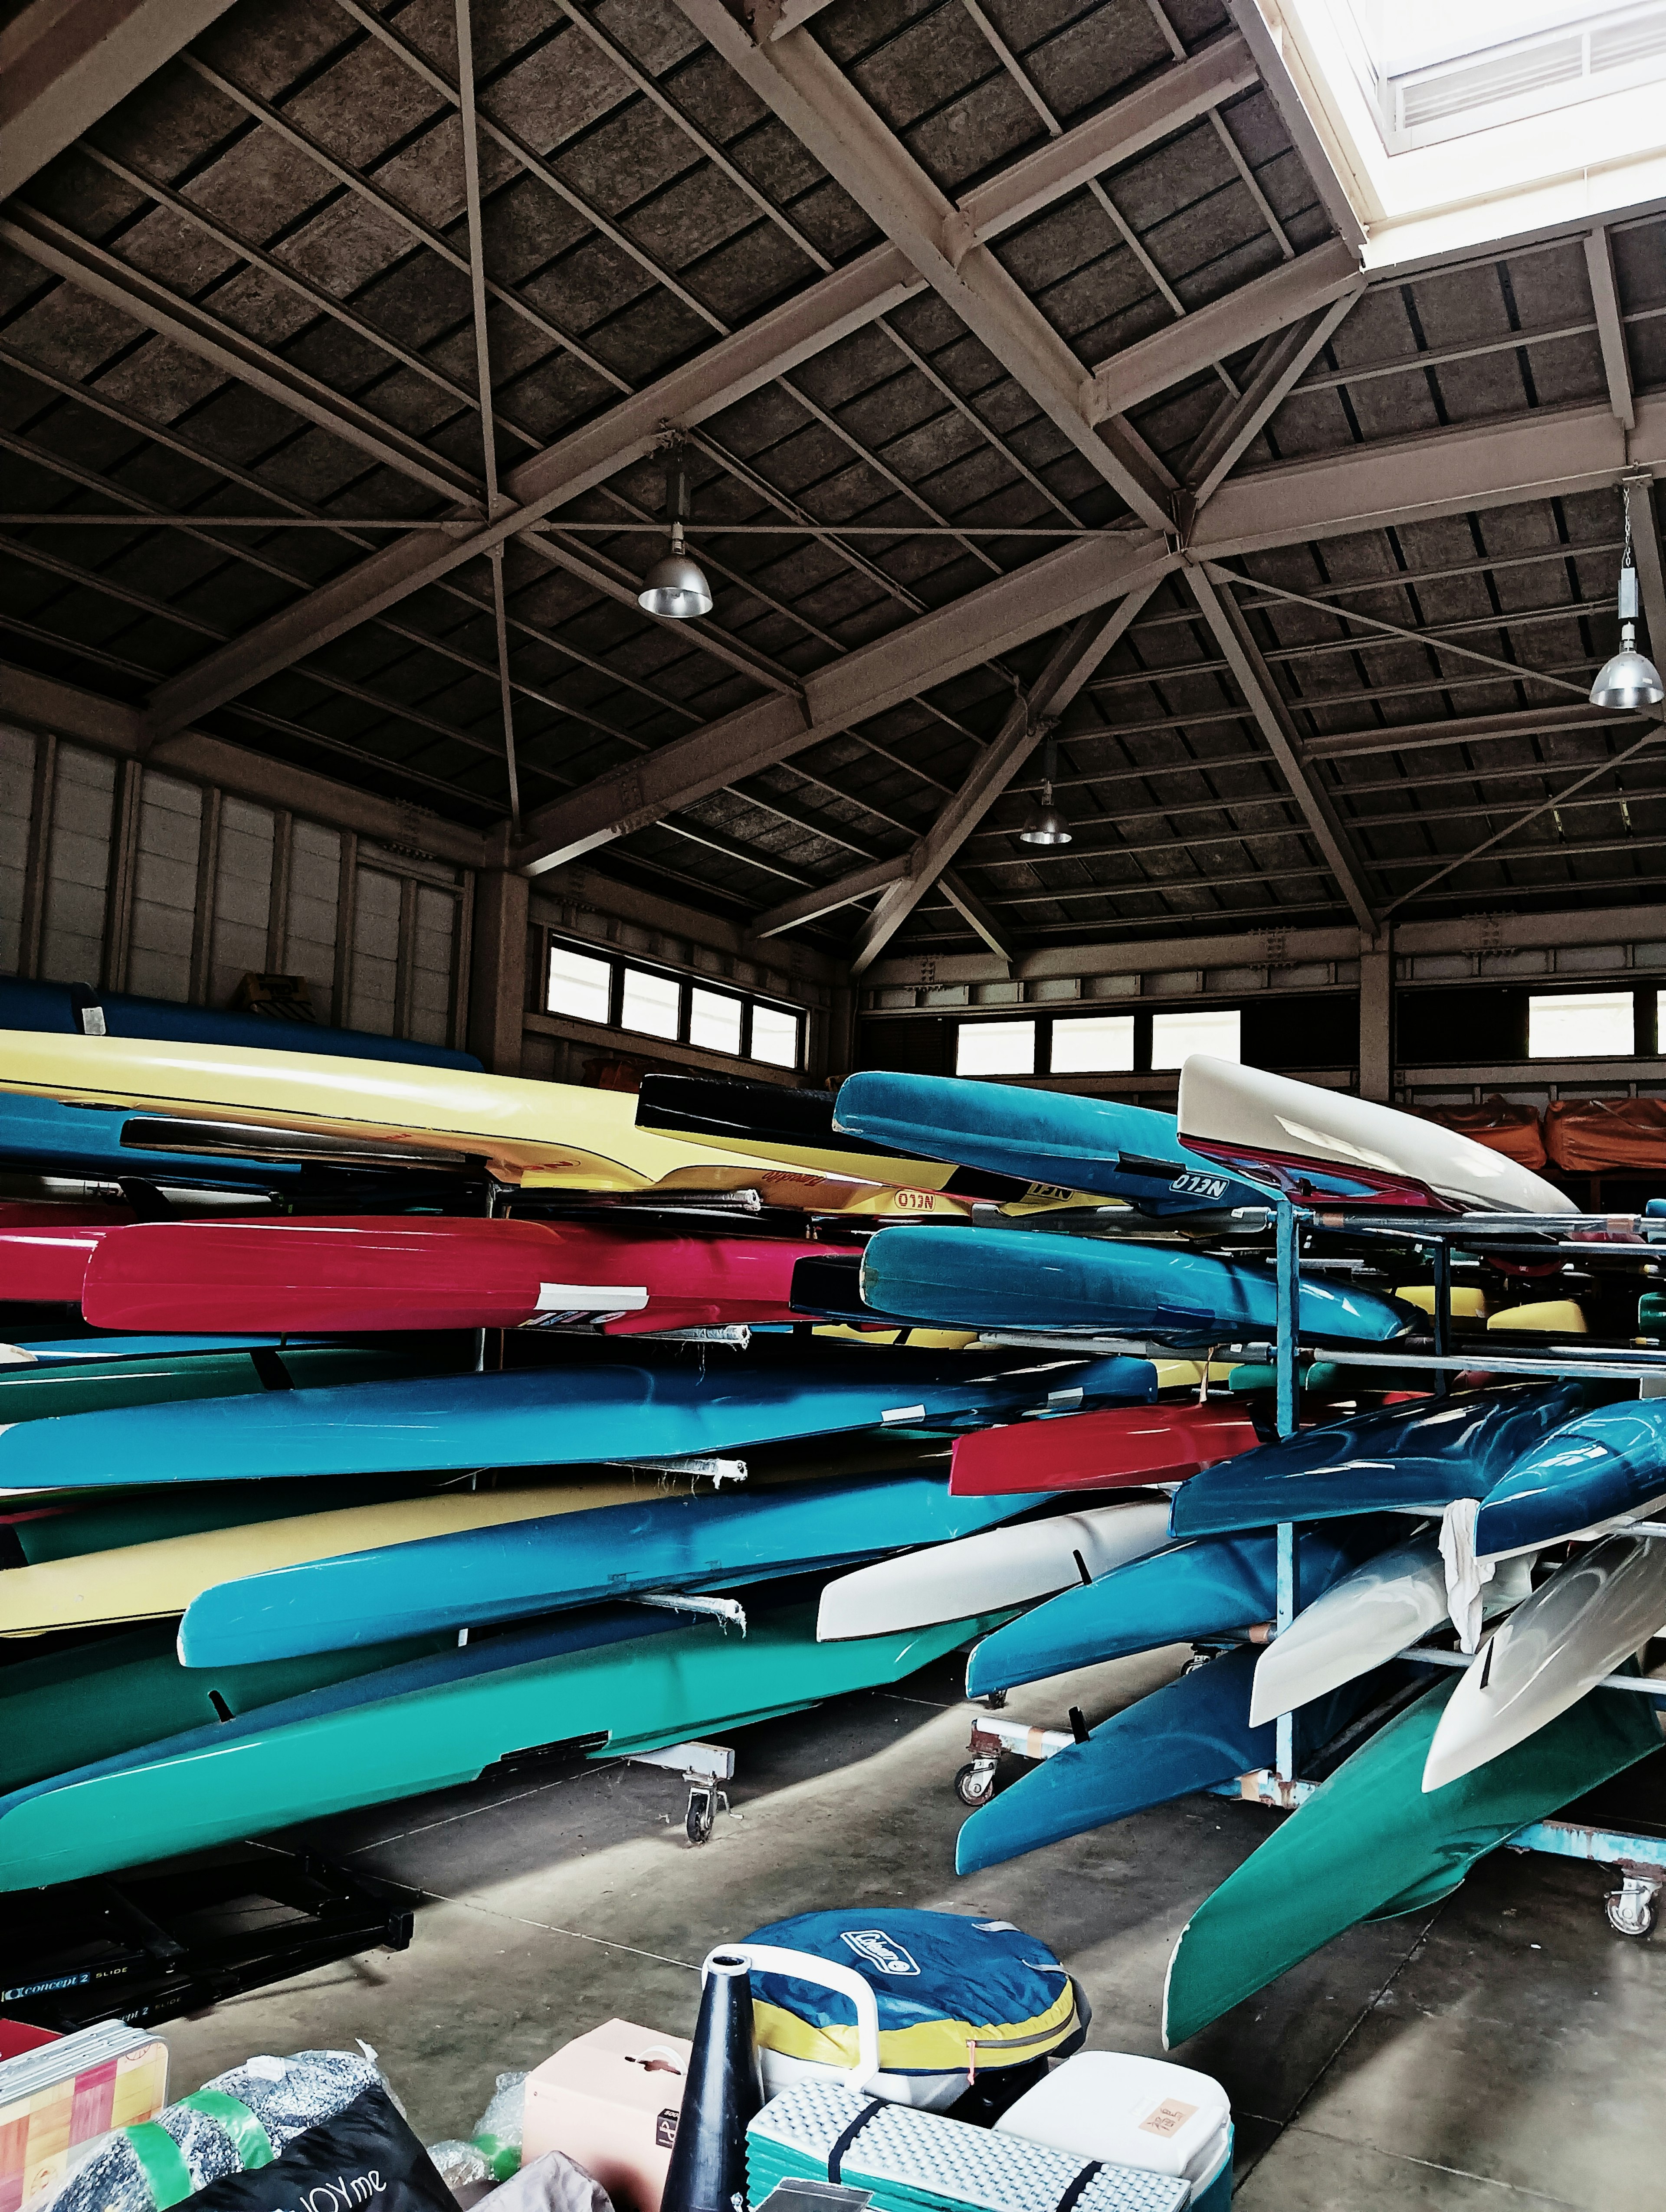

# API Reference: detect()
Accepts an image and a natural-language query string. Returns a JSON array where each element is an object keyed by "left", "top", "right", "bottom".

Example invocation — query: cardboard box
[{"left": 522, "top": 2021, "right": 691, "bottom": 2212}]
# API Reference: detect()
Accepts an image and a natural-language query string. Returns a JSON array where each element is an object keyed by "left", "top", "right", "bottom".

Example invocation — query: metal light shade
[
  {"left": 638, "top": 523, "right": 712, "bottom": 620},
  {"left": 1591, "top": 625, "right": 1664, "bottom": 710},
  {"left": 1019, "top": 788, "right": 1072, "bottom": 846}
]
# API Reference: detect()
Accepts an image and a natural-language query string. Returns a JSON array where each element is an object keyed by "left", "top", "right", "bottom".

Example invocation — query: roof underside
[{"left": 1, "top": 0, "right": 1662, "bottom": 962}]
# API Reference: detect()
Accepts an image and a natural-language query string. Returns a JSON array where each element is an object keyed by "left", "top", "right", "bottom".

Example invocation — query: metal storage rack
[{"left": 959, "top": 1196, "right": 1666, "bottom": 1937}]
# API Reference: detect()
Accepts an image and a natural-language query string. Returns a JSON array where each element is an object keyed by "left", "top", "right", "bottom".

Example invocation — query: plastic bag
[
  {"left": 177, "top": 2084, "right": 453, "bottom": 2212},
  {"left": 426, "top": 2073, "right": 527, "bottom": 2188}
]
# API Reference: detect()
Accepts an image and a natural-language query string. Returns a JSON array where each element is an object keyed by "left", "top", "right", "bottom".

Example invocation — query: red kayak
[
  {"left": 0, "top": 1203, "right": 136, "bottom": 1303},
  {"left": 948, "top": 1401, "right": 1262, "bottom": 1497},
  {"left": 76, "top": 1216, "right": 817, "bottom": 1335}
]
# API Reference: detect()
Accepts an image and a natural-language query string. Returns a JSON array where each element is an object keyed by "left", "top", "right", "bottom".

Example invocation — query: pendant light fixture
[
  {"left": 1019, "top": 723, "right": 1072, "bottom": 846},
  {"left": 638, "top": 435, "right": 713, "bottom": 621},
  {"left": 1590, "top": 479, "right": 1664, "bottom": 710}
]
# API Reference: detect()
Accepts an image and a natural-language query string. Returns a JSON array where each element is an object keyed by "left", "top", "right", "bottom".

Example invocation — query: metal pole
[
  {"left": 1274, "top": 1197, "right": 1299, "bottom": 1780},
  {"left": 1431, "top": 1236, "right": 1452, "bottom": 1397}
]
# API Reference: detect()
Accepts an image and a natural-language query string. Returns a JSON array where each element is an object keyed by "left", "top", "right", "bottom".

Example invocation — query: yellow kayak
[{"left": 0, "top": 1033, "right": 944, "bottom": 1207}]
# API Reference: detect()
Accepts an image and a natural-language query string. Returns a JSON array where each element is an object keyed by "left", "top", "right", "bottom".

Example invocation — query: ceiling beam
[
  {"left": 1304, "top": 701, "right": 1637, "bottom": 760},
  {"left": 750, "top": 855, "right": 910, "bottom": 939},
  {"left": 955, "top": 36, "right": 1259, "bottom": 245},
  {"left": 0, "top": 0, "right": 234, "bottom": 200},
  {"left": 141, "top": 243, "right": 922, "bottom": 738},
  {"left": 0, "top": 205, "right": 485, "bottom": 507},
  {"left": 517, "top": 533, "right": 1179, "bottom": 874},
  {"left": 1585, "top": 225, "right": 1634, "bottom": 432},
  {"left": 1626, "top": 470, "right": 1666, "bottom": 672},
  {"left": 939, "top": 868, "right": 1017, "bottom": 968},
  {"left": 1187, "top": 564, "right": 1378, "bottom": 932},
  {"left": 848, "top": 589, "right": 1161, "bottom": 974},
  {"left": 1223, "top": 0, "right": 1365, "bottom": 253},
  {"left": 1082, "top": 238, "right": 1364, "bottom": 424},
  {"left": 670, "top": 0, "right": 1175, "bottom": 531},
  {"left": 1179, "top": 291, "right": 1361, "bottom": 516}
]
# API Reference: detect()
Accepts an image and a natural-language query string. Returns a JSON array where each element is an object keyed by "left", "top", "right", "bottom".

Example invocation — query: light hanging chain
[{"left": 1589, "top": 479, "right": 1663, "bottom": 711}]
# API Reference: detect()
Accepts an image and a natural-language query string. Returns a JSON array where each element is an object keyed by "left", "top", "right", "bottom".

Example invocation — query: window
[
  {"left": 541, "top": 934, "right": 803, "bottom": 1072},
  {"left": 1151, "top": 1007, "right": 1241, "bottom": 1070},
  {"left": 689, "top": 986, "right": 743, "bottom": 1056},
  {"left": 751, "top": 1001, "right": 800, "bottom": 1069},
  {"left": 1528, "top": 990, "right": 1633, "bottom": 1059},
  {"left": 546, "top": 944, "right": 613, "bottom": 1025},
  {"left": 1052, "top": 1014, "right": 1135, "bottom": 1074},
  {"left": 620, "top": 964, "right": 683, "bottom": 1041},
  {"left": 957, "top": 1020, "right": 1036, "bottom": 1077}
]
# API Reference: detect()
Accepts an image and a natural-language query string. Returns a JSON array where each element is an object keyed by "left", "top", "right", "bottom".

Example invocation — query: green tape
[
  {"left": 179, "top": 2091, "right": 275, "bottom": 2171},
  {"left": 471, "top": 2133, "right": 521, "bottom": 2182},
  {"left": 121, "top": 2123, "right": 195, "bottom": 2210}
]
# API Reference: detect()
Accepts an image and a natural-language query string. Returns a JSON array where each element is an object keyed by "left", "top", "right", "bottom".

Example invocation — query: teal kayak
[
  {"left": 179, "top": 1471, "right": 1050, "bottom": 1666},
  {"left": 1161, "top": 1672, "right": 1666, "bottom": 2047},
  {"left": 0, "top": 1602, "right": 1002, "bottom": 1890},
  {"left": 1170, "top": 1380, "right": 1611, "bottom": 1537},
  {"left": 0, "top": 1619, "right": 452, "bottom": 1793},
  {"left": 0, "top": 1341, "right": 459, "bottom": 1428},
  {"left": 0, "top": 1351, "right": 1142, "bottom": 1488},
  {"left": 965, "top": 1521, "right": 1392, "bottom": 1695},
  {"left": 859, "top": 1226, "right": 1412, "bottom": 1346},
  {"left": 832, "top": 1071, "right": 1374, "bottom": 1211}
]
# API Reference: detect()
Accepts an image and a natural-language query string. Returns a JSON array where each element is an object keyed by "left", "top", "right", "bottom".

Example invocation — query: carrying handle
[{"left": 705, "top": 1944, "right": 882, "bottom": 2096}]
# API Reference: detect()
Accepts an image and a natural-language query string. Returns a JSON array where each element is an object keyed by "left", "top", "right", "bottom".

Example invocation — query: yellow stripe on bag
[{"left": 752, "top": 1978, "right": 1077, "bottom": 2075}]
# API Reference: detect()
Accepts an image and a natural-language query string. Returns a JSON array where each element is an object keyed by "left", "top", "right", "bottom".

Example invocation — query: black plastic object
[
  {"left": 180, "top": 2087, "right": 454, "bottom": 2212},
  {"left": 662, "top": 1951, "right": 764, "bottom": 2212}
]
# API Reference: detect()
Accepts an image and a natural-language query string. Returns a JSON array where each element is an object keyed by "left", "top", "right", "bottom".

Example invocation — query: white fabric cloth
[{"left": 1440, "top": 1497, "right": 1495, "bottom": 1654}]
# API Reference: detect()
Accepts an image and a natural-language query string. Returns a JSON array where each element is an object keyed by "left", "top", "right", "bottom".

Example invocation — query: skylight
[{"left": 1258, "top": 0, "right": 1666, "bottom": 264}]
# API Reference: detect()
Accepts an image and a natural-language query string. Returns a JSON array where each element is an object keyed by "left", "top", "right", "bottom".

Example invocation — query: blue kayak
[
  {"left": 180, "top": 1472, "right": 1053, "bottom": 1666},
  {"left": 1171, "top": 1380, "right": 1614, "bottom": 1538},
  {"left": 10, "top": 1334, "right": 330, "bottom": 1363},
  {"left": 965, "top": 1521, "right": 1389, "bottom": 1695},
  {"left": 833, "top": 1072, "right": 1377, "bottom": 1213},
  {"left": 0, "top": 1350, "right": 1150, "bottom": 1489},
  {"left": 955, "top": 1645, "right": 1374, "bottom": 1874},
  {"left": 0, "top": 975, "right": 478, "bottom": 1069},
  {"left": 859, "top": 1225, "right": 1412, "bottom": 1346},
  {"left": 1475, "top": 1400, "right": 1666, "bottom": 1555},
  {"left": 0, "top": 1090, "right": 310, "bottom": 1191}
]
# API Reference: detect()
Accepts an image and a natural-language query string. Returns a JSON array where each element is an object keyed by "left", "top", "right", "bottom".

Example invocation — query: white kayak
[
  {"left": 814, "top": 1500, "right": 1173, "bottom": 1643},
  {"left": 1249, "top": 1535, "right": 1532, "bottom": 1729},
  {"left": 1177, "top": 1056, "right": 1573, "bottom": 1215},
  {"left": 1423, "top": 1534, "right": 1666, "bottom": 1793}
]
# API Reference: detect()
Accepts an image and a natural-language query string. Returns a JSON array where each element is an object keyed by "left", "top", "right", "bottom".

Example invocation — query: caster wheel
[
  {"left": 1605, "top": 1884, "right": 1658, "bottom": 1938},
  {"left": 981, "top": 1690, "right": 1008, "bottom": 1711},
  {"left": 685, "top": 1788, "right": 715, "bottom": 1845},
  {"left": 955, "top": 1762, "right": 996, "bottom": 1807}
]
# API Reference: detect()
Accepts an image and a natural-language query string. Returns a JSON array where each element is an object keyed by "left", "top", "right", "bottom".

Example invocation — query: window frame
[
  {"left": 541, "top": 932, "right": 803, "bottom": 1072},
  {"left": 1525, "top": 987, "right": 1639, "bottom": 1061}
]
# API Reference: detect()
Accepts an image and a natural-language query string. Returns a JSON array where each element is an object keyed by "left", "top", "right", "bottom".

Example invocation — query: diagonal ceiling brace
[
  {"left": 1187, "top": 563, "right": 1379, "bottom": 932},
  {"left": 1178, "top": 289, "right": 1362, "bottom": 520},
  {"left": 847, "top": 586, "right": 1162, "bottom": 974}
]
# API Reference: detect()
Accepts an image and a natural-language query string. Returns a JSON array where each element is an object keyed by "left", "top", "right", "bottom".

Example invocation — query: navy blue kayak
[
  {"left": 0, "top": 1351, "right": 1151, "bottom": 1489},
  {"left": 955, "top": 1646, "right": 1375, "bottom": 1874},
  {"left": 1171, "top": 1380, "right": 1614, "bottom": 1538},
  {"left": 179, "top": 1472, "right": 1055, "bottom": 1666},
  {"left": 1475, "top": 1400, "right": 1666, "bottom": 1555},
  {"left": 965, "top": 1521, "right": 1390, "bottom": 1695},
  {"left": 859, "top": 1225, "right": 1412, "bottom": 1346},
  {"left": 833, "top": 1072, "right": 1377, "bottom": 1212},
  {"left": 0, "top": 975, "right": 479, "bottom": 1069}
]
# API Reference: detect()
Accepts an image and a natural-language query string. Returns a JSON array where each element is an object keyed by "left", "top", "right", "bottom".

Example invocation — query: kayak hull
[
  {"left": 1423, "top": 1536, "right": 1666, "bottom": 1792},
  {"left": 1161, "top": 1674, "right": 1664, "bottom": 2047},
  {"left": 1475, "top": 1401, "right": 1666, "bottom": 1555},
  {"left": 178, "top": 1473, "right": 1048, "bottom": 1666},
  {"left": 1170, "top": 1380, "right": 1610, "bottom": 1537},
  {"left": 815, "top": 1499, "right": 1172, "bottom": 1640},
  {"left": 964, "top": 1522, "right": 1387, "bottom": 1695},
  {"left": 859, "top": 1226, "right": 1410, "bottom": 1347},
  {"left": 949, "top": 1404, "right": 1260, "bottom": 1497},
  {"left": 0, "top": 1603, "right": 1002, "bottom": 1891}
]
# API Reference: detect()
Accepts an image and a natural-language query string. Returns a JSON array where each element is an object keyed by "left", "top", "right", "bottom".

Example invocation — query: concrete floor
[{"left": 157, "top": 1645, "right": 1666, "bottom": 2212}]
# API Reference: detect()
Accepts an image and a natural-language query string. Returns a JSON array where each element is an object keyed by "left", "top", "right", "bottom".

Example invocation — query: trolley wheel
[
  {"left": 685, "top": 1785, "right": 716, "bottom": 1846},
  {"left": 981, "top": 1690, "right": 1008, "bottom": 1711},
  {"left": 955, "top": 1761, "right": 997, "bottom": 1807},
  {"left": 1605, "top": 1880, "right": 1659, "bottom": 1939}
]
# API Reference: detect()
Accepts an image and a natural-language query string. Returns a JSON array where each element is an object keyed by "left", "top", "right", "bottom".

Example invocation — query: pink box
[{"left": 521, "top": 2021, "right": 691, "bottom": 2212}]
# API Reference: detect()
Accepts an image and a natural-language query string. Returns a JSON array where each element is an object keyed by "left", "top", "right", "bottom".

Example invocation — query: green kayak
[
  {"left": 0, "top": 1619, "right": 453, "bottom": 1792},
  {"left": 0, "top": 1602, "right": 997, "bottom": 1891},
  {"left": 1162, "top": 1673, "right": 1665, "bottom": 2047}
]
